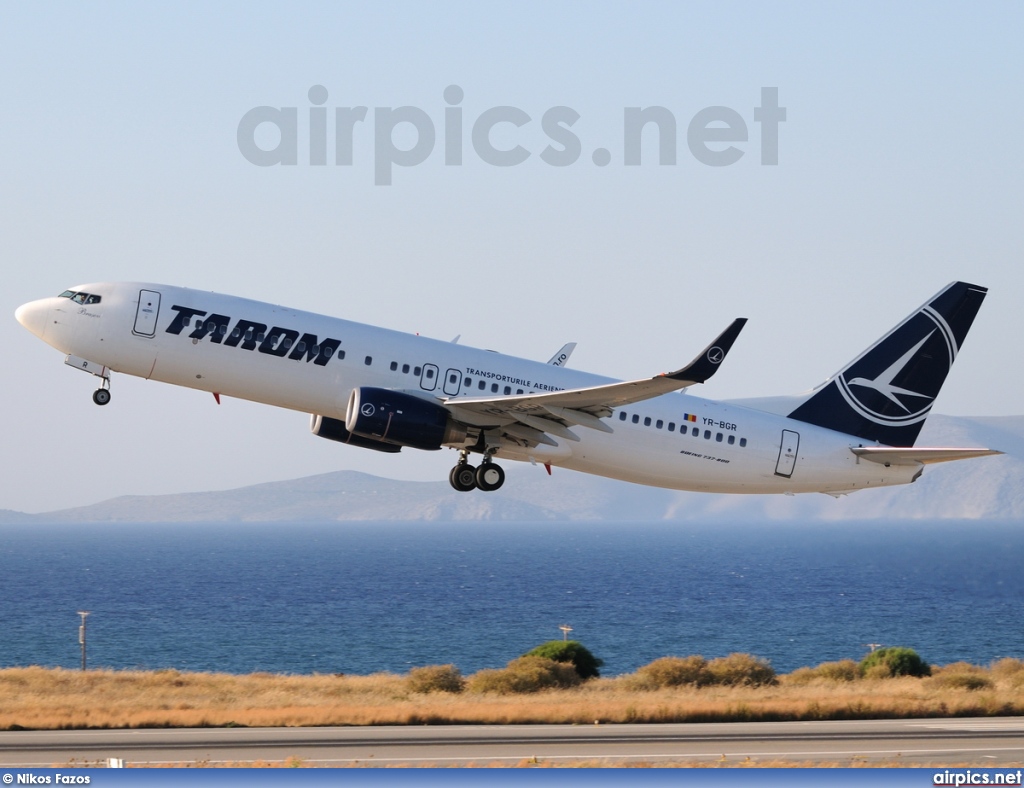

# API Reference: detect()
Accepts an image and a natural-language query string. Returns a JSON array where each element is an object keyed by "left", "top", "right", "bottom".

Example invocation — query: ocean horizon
[{"left": 1, "top": 519, "right": 1020, "bottom": 677}]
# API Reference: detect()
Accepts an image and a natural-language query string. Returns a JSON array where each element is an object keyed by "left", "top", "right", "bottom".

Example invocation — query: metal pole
[{"left": 77, "top": 611, "right": 89, "bottom": 671}]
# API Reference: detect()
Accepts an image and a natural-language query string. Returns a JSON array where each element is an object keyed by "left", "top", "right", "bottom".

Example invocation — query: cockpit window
[{"left": 58, "top": 290, "right": 101, "bottom": 305}]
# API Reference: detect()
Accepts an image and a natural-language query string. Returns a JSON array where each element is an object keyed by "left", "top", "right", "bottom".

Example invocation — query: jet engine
[
  {"left": 310, "top": 413, "right": 403, "bottom": 453},
  {"left": 345, "top": 387, "right": 467, "bottom": 451}
]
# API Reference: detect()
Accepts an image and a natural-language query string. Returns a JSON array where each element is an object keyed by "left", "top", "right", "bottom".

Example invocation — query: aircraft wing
[{"left": 445, "top": 319, "right": 746, "bottom": 445}]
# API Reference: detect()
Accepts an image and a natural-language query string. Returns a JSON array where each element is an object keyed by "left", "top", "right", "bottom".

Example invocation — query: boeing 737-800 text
[{"left": 15, "top": 281, "right": 1000, "bottom": 495}]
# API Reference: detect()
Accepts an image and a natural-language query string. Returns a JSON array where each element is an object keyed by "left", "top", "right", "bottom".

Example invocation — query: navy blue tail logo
[{"left": 787, "top": 282, "right": 986, "bottom": 446}]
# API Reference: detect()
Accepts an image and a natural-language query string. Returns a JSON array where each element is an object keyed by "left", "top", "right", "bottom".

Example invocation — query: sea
[{"left": 0, "top": 519, "right": 1021, "bottom": 677}]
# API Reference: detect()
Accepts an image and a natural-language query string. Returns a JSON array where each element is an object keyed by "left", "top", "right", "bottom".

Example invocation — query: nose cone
[{"left": 15, "top": 299, "right": 50, "bottom": 339}]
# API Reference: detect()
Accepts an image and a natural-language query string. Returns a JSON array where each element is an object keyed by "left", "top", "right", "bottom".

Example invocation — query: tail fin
[{"left": 786, "top": 281, "right": 987, "bottom": 446}]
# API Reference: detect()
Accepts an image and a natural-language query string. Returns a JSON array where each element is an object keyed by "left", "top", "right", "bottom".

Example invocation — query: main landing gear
[{"left": 449, "top": 450, "right": 505, "bottom": 493}]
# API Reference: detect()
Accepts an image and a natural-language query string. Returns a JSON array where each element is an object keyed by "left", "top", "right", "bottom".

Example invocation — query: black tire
[
  {"left": 475, "top": 463, "right": 505, "bottom": 492},
  {"left": 92, "top": 389, "right": 111, "bottom": 406},
  {"left": 449, "top": 464, "right": 478, "bottom": 492}
]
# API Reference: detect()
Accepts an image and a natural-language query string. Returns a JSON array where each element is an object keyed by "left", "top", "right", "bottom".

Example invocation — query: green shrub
[
  {"left": 705, "top": 653, "right": 776, "bottom": 687},
  {"left": 466, "top": 657, "right": 581, "bottom": 694},
  {"left": 522, "top": 641, "right": 604, "bottom": 679},
  {"left": 859, "top": 647, "right": 931, "bottom": 678},
  {"left": 633, "top": 656, "right": 709, "bottom": 689},
  {"left": 406, "top": 664, "right": 465, "bottom": 694}
]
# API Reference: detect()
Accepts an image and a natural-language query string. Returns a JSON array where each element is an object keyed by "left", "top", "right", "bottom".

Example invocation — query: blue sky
[{"left": 3, "top": 2, "right": 1022, "bottom": 512}]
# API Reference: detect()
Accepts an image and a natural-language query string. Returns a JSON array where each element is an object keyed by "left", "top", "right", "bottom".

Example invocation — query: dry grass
[{"left": 4, "top": 658, "right": 1024, "bottom": 731}]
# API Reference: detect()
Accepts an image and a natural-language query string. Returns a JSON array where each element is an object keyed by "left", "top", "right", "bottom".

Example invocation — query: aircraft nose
[{"left": 15, "top": 299, "right": 50, "bottom": 339}]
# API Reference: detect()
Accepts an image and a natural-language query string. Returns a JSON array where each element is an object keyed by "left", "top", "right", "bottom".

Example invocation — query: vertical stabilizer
[{"left": 786, "top": 281, "right": 987, "bottom": 446}]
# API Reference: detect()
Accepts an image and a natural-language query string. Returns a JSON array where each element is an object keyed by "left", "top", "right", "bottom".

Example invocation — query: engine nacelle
[
  {"left": 345, "top": 387, "right": 467, "bottom": 451},
  {"left": 310, "top": 414, "right": 402, "bottom": 453}
]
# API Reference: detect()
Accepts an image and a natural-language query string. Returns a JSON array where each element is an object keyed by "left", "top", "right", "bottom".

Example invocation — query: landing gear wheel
[
  {"left": 449, "top": 463, "right": 478, "bottom": 492},
  {"left": 92, "top": 388, "right": 111, "bottom": 406},
  {"left": 475, "top": 463, "right": 505, "bottom": 492}
]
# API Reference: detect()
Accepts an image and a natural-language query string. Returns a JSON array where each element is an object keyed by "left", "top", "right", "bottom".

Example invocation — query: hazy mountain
[{"left": 4, "top": 415, "right": 1022, "bottom": 524}]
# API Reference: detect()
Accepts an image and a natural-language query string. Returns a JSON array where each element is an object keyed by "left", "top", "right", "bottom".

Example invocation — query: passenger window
[
  {"left": 323, "top": 347, "right": 334, "bottom": 358},
  {"left": 668, "top": 422, "right": 675, "bottom": 431},
  {"left": 656, "top": 420, "right": 663, "bottom": 429},
  {"left": 516, "top": 389, "right": 523, "bottom": 395},
  {"left": 704, "top": 430, "right": 711, "bottom": 440},
  {"left": 644, "top": 417, "right": 651, "bottom": 427},
  {"left": 503, "top": 386, "right": 511, "bottom": 395},
  {"left": 296, "top": 342, "right": 306, "bottom": 353},
  {"left": 716, "top": 433, "right": 723, "bottom": 442},
  {"left": 464, "top": 377, "right": 472, "bottom": 387},
  {"left": 281, "top": 335, "right": 290, "bottom": 346},
  {"left": 478, "top": 380, "right": 486, "bottom": 390},
  {"left": 256, "top": 332, "right": 265, "bottom": 342},
  {"left": 426, "top": 368, "right": 434, "bottom": 378},
  {"left": 311, "top": 344, "right": 319, "bottom": 355},
  {"left": 364, "top": 356, "right": 372, "bottom": 366},
  {"left": 337, "top": 349, "right": 345, "bottom": 359},
  {"left": 232, "top": 328, "right": 241, "bottom": 339},
  {"left": 402, "top": 364, "right": 410, "bottom": 374},
  {"left": 740, "top": 438, "right": 747, "bottom": 447},
  {"left": 632, "top": 414, "right": 639, "bottom": 424},
  {"left": 491, "top": 383, "right": 498, "bottom": 393},
  {"left": 414, "top": 366, "right": 421, "bottom": 376},
  {"left": 728, "top": 435, "right": 735, "bottom": 445},
  {"left": 619, "top": 412, "right": 627, "bottom": 421},
  {"left": 449, "top": 373, "right": 458, "bottom": 384},
  {"left": 692, "top": 427, "right": 699, "bottom": 437},
  {"left": 390, "top": 361, "right": 398, "bottom": 371}
]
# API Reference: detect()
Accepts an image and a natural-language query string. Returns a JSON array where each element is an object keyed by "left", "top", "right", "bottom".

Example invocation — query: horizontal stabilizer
[{"left": 851, "top": 446, "right": 1003, "bottom": 466}]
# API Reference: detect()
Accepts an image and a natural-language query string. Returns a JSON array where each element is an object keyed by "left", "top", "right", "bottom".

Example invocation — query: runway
[{"left": 3, "top": 718, "right": 1024, "bottom": 767}]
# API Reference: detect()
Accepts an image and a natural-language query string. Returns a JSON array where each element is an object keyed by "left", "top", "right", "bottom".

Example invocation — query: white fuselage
[{"left": 19, "top": 282, "right": 923, "bottom": 495}]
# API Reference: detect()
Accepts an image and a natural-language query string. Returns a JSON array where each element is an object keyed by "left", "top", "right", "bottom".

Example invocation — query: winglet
[{"left": 666, "top": 318, "right": 747, "bottom": 384}]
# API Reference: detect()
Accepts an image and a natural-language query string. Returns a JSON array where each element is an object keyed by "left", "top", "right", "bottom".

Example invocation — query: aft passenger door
[{"left": 775, "top": 429, "right": 800, "bottom": 477}]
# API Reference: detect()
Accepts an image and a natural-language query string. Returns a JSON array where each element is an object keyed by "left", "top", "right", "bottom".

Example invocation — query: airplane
[{"left": 14, "top": 280, "right": 1001, "bottom": 495}]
